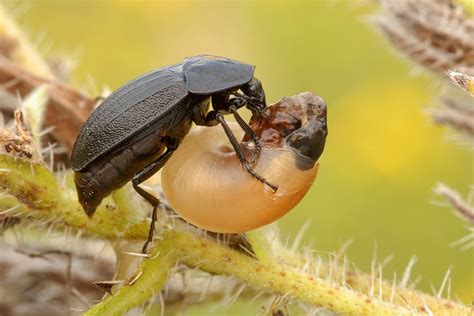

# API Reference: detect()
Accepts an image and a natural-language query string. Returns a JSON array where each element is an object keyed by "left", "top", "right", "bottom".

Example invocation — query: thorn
[
  {"left": 122, "top": 251, "right": 151, "bottom": 258},
  {"left": 390, "top": 272, "right": 396, "bottom": 304},
  {"left": 434, "top": 183, "right": 474, "bottom": 225},
  {"left": 93, "top": 280, "right": 123, "bottom": 294},
  {"left": 228, "top": 284, "right": 246, "bottom": 304},
  {"left": 291, "top": 221, "right": 311, "bottom": 252},
  {"left": 0, "top": 204, "right": 20, "bottom": 215},
  {"left": 437, "top": 266, "right": 452, "bottom": 298},
  {"left": 422, "top": 301, "right": 434, "bottom": 316},
  {"left": 378, "top": 264, "right": 383, "bottom": 300},
  {"left": 199, "top": 275, "right": 213, "bottom": 302},
  {"left": 128, "top": 271, "right": 143, "bottom": 286},
  {"left": 400, "top": 256, "right": 417, "bottom": 288},
  {"left": 157, "top": 291, "right": 165, "bottom": 316},
  {"left": 341, "top": 256, "right": 347, "bottom": 288},
  {"left": 380, "top": 254, "right": 394, "bottom": 268},
  {"left": 335, "top": 238, "right": 353, "bottom": 259},
  {"left": 369, "top": 243, "right": 378, "bottom": 297}
]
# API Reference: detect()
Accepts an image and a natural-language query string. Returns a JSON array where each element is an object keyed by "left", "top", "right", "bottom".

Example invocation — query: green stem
[
  {"left": 245, "top": 226, "right": 275, "bottom": 263},
  {"left": 0, "top": 155, "right": 149, "bottom": 240},
  {"left": 84, "top": 238, "right": 177, "bottom": 316},
  {"left": 171, "top": 231, "right": 414, "bottom": 315},
  {"left": 0, "top": 155, "right": 469, "bottom": 315}
]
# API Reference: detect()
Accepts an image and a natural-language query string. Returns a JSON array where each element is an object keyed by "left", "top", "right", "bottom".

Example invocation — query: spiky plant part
[
  {"left": 0, "top": 109, "right": 35, "bottom": 159},
  {"left": 21, "top": 85, "right": 48, "bottom": 146},
  {"left": 434, "top": 183, "right": 474, "bottom": 224},
  {"left": 427, "top": 70, "right": 474, "bottom": 238},
  {"left": 428, "top": 94, "right": 474, "bottom": 138},
  {"left": 0, "top": 4, "right": 54, "bottom": 79},
  {"left": 0, "top": 151, "right": 469, "bottom": 315},
  {"left": 450, "top": 227, "right": 474, "bottom": 250},
  {"left": 447, "top": 70, "right": 474, "bottom": 95},
  {"left": 375, "top": 0, "right": 474, "bottom": 75},
  {"left": 375, "top": 0, "right": 474, "bottom": 256}
]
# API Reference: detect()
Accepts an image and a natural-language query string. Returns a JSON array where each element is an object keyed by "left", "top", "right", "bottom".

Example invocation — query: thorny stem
[
  {"left": 274, "top": 246, "right": 465, "bottom": 314},
  {"left": 171, "top": 231, "right": 412, "bottom": 315},
  {"left": 83, "top": 239, "right": 177, "bottom": 316},
  {"left": 0, "top": 155, "right": 469, "bottom": 315},
  {"left": 0, "top": 154, "right": 150, "bottom": 240},
  {"left": 245, "top": 227, "right": 275, "bottom": 263}
]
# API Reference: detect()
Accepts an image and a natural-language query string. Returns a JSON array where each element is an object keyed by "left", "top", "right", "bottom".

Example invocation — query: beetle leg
[
  {"left": 192, "top": 97, "right": 218, "bottom": 126},
  {"left": 132, "top": 142, "right": 177, "bottom": 253},
  {"left": 228, "top": 105, "right": 262, "bottom": 164},
  {"left": 193, "top": 109, "right": 220, "bottom": 127},
  {"left": 215, "top": 113, "right": 278, "bottom": 192},
  {"left": 231, "top": 92, "right": 269, "bottom": 122}
]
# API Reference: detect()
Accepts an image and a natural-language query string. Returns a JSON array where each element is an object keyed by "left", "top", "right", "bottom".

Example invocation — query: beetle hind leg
[
  {"left": 131, "top": 144, "right": 177, "bottom": 253},
  {"left": 132, "top": 184, "right": 160, "bottom": 254}
]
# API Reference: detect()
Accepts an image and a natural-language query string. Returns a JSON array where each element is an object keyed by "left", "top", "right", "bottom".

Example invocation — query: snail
[{"left": 161, "top": 92, "right": 328, "bottom": 233}]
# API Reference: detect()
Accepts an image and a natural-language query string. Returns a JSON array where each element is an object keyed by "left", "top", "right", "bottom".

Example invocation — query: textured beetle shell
[
  {"left": 71, "top": 55, "right": 256, "bottom": 171},
  {"left": 183, "top": 55, "right": 254, "bottom": 94},
  {"left": 71, "top": 64, "right": 190, "bottom": 171}
]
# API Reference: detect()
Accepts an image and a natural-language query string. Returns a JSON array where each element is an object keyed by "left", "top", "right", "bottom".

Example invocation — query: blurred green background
[{"left": 13, "top": 0, "right": 472, "bottom": 312}]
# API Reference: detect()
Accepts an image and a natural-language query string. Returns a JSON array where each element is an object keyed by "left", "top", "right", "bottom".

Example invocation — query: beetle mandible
[{"left": 70, "top": 55, "right": 277, "bottom": 252}]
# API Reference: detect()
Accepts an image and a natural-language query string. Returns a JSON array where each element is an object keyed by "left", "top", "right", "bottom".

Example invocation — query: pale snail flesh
[{"left": 161, "top": 92, "right": 328, "bottom": 233}]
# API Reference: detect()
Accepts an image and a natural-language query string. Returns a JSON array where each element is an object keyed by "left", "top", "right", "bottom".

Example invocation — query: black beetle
[{"left": 70, "top": 55, "right": 277, "bottom": 252}]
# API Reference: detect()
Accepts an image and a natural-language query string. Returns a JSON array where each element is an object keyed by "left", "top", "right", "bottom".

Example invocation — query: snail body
[{"left": 161, "top": 92, "right": 327, "bottom": 233}]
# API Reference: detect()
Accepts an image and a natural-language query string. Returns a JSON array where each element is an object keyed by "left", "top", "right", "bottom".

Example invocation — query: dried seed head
[
  {"left": 0, "top": 109, "right": 35, "bottom": 158},
  {"left": 375, "top": 0, "right": 474, "bottom": 75}
]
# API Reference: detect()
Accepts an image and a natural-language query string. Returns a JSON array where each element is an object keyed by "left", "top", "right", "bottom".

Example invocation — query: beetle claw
[{"left": 248, "top": 145, "right": 261, "bottom": 164}]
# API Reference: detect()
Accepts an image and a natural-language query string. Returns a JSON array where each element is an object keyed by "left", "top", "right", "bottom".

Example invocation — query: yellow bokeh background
[{"left": 12, "top": 0, "right": 472, "bottom": 312}]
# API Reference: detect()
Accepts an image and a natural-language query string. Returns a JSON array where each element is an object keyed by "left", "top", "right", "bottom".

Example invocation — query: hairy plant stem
[
  {"left": 245, "top": 227, "right": 275, "bottom": 262},
  {"left": 83, "top": 239, "right": 177, "bottom": 316},
  {"left": 0, "top": 155, "right": 469, "bottom": 315},
  {"left": 171, "top": 231, "right": 412, "bottom": 315}
]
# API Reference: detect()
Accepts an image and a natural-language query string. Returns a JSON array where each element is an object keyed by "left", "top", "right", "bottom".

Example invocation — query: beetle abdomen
[
  {"left": 71, "top": 65, "right": 189, "bottom": 171},
  {"left": 74, "top": 131, "right": 167, "bottom": 217}
]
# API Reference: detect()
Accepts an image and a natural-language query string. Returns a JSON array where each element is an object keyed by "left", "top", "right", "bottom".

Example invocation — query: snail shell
[{"left": 161, "top": 92, "right": 327, "bottom": 233}]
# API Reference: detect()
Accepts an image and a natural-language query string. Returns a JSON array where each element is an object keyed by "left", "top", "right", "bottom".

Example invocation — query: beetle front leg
[
  {"left": 132, "top": 140, "right": 177, "bottom": 253},
  {"left": 237, "top": 77, "right": 267, "bottom": 116},
  {"left": 212, "top": 95, "right": 262, "bottom": 163},
  {"left": 215, "top": 113, "right": 278, "bottom": 192},
  {"left": 228, "top": 103, "right": 262, "bottom": 163}
]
